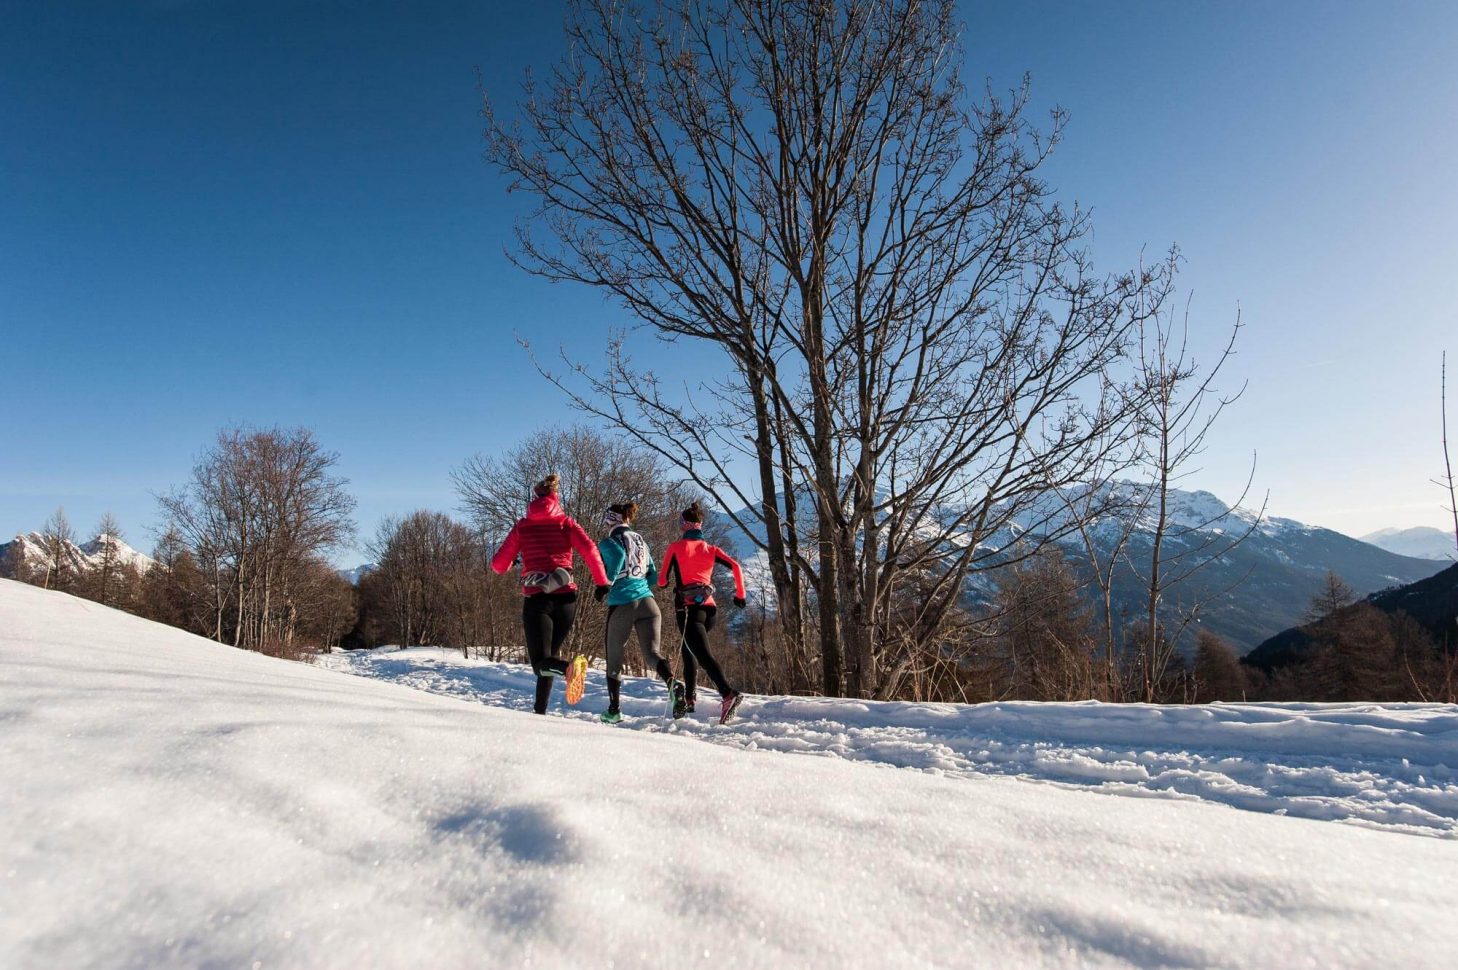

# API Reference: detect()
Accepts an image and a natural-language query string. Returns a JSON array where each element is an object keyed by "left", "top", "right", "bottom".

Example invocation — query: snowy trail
[
  {"left": 6, "top": 580, "right": 1458, "bottom": 969},
  {"left": 323, "top": 647, "right": 1458, "bottom": 838}
]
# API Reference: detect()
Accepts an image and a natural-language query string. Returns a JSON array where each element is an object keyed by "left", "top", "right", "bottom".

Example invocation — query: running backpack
[{"left": 610, "top": 530, "right": 651, "bottom": 582}]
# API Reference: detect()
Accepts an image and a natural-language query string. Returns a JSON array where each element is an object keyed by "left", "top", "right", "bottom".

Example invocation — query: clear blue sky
[{"left": 3, "top": 0, "right": 1456, "bottom": 564}]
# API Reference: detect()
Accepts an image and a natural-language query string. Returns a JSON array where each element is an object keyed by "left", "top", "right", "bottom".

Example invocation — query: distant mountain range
[
  {"left": 0, "top": 531, "right": 155, "bottom": 580},
  {"left": 1360, "top": 526, "right": 1457, "bottom": 563},
  {"left": 722, "top": 484, "right": 1449, "bottom": 654}
]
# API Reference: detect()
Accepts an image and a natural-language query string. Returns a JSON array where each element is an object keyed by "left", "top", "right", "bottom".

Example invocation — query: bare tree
[
  {"left": 90, "top": 512, "right": 125, "bottom": 607},
  {"left": 486, "top": 0, "right": 1172, "bottom": 698},
  {"left": 39, "top": 507, "right": 77, "bottom": 591},
  {"left": 1123, "top": 290, "right": 1264, "bottom": 701},
  {"left": 1437, "top": 351, "right": 1458, "bottom": 557},
  {"left": 367, "top": 511, "right": 490, "bottom": 651},
  {"left": 288, "top": 558, "right": 357, "bottom": 654},
  {"left": 158, "top": 426, "right": 356, "bottom": 653},
  {"left": 982, "top": 547, "right": 1099, "bottom": 701}
]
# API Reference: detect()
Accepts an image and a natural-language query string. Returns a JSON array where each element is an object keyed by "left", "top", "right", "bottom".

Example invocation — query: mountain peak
[{"left": 1360, "top": 526, "right": 1457, "bottom": 563}]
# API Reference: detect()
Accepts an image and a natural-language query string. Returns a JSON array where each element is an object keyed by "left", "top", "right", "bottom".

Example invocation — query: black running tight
[
  {"left": 676, "top": 604, "right": 733, "bottom": 699},
  {"left": 522, "top": 591, "right": 577, "bottom": 714}
]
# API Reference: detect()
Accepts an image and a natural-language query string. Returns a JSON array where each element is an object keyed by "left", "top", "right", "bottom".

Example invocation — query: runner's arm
[
  {"left": 489, "top": 523, "right": 522, "bottom": 575},
  {"left": 714, "top": 547, "right": 747, "bottom": 600}
]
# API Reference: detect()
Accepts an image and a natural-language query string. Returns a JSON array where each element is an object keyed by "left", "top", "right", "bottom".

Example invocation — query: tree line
[{"left": 7, "top": 421, "right": 1451, "bottom": 703}]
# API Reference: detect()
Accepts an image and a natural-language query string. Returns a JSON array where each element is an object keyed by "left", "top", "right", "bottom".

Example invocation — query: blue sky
[{"left": 3, "top": 0, "right": 1456, "bottom": 563}]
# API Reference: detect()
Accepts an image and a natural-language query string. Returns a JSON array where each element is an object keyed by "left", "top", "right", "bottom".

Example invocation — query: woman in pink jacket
[
  {"left": 658, "top": 501, "right": 747, "bottom": 724},
  {"left": 491, "top": 474, "right": 610, "bottom": 714}
]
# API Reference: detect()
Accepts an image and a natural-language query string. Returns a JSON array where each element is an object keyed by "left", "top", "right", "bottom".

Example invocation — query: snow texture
[
  {"left": 327, "top": 648, "right": 1458, "bottom": 839},
  {"left": 4, "top": 578, "right": 1458, "bottom": 969}
]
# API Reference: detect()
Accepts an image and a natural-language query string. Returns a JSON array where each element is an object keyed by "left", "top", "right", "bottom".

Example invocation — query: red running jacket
[
  {"left": 658, "top": 535, "right": 746, "bottom": 606},
  {"left": 490, "top": 494, "right": 609, "bottom": 595}
]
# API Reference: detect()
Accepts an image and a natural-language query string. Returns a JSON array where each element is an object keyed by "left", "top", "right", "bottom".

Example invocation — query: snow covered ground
[
  {"left": 323, "top": 647, "right": 1458, "bottom": 839},
  {"left": 5, "top": 578, "right": 1458, "bottom": 969}
]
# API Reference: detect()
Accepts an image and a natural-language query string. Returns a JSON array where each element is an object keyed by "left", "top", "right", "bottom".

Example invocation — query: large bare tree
[
  {"left": 158, "top": 426, "right": 356, "bottom": 652},
  {"left": 485, "top": 0, "right": 1172, "bottom": 697}
]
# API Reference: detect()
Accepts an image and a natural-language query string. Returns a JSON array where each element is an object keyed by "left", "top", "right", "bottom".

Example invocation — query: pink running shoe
[{"left": 718, "top": 691, "right": 743, "bottom": 725}]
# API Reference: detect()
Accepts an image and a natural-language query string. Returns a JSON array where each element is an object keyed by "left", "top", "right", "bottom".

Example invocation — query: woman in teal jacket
[{"left": 596, "top": 502, "right": 685, "bottom": 722}]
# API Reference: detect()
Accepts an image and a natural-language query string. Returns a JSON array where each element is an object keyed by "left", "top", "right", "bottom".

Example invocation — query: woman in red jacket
[
  {"left": 658, "top": 501, "right": 747, "bottom": 724},
  {"left": 490, "top": 474, "right": 610, "bottom": 714}
]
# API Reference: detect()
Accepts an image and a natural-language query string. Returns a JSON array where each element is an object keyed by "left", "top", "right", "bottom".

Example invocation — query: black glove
[
  {"left": 594, "top": 585, "right": 611, "bottom": 602},
  {"left": 733, "top": 596, "right": 747, "bottom": 609}
]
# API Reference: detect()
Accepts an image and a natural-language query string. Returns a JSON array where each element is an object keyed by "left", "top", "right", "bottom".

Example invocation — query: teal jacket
[{"left": 598, "top": 526, "right": 659, "bottom": 606}]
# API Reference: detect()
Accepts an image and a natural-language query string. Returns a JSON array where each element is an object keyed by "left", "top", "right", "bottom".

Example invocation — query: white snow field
[
  {"left": 3, "top": 580, "right": 1458, "bottom": 969},
  {"left": 325, "top": 648, "right": 1458, "bottom": 839}
]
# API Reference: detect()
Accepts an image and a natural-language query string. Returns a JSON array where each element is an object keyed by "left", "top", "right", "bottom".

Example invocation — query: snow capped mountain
[
  {"left": 1361, "top": 526, "right": 1458, "bottom": 562},
  {"left": 338, "top": 563, "right": 375, "bottom": 585},
  {"left": 0, "top": 531, "right": 155, "bottom": 578},
  {"left": 719, "top": 483, "right": 1447, "bottom": 653},
  {"left": 79, "top": 533, "right": 156, "bottom": 572}
]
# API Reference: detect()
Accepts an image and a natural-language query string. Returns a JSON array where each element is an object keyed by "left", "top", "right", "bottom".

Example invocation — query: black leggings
[
  {"left": 676, "top": 604, "right": 733, "bottom": 699},
  {"left": 523, "top": 591, "right": 577, "bottom": 713}
]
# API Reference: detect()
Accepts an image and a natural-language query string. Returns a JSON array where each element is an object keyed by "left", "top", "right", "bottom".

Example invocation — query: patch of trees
[
  {"left": 1241, "top": 571, "right": 1457, "bottom": 703},
  {"left": 155, "top": 426, "right": 357, "bottom": 658}
]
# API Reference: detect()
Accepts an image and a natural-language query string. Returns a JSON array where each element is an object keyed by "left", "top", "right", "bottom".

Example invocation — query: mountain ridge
[{"left": 717, "top": 483, "right": 1446, "bottom": 653}]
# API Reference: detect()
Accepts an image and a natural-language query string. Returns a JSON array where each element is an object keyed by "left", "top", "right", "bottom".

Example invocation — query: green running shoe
[{"left": 600, "top": 708, "right": 622, "bottom": 724}]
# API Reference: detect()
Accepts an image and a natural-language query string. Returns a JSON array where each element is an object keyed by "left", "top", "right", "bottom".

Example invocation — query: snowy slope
[{"left": 4, "top": 580, "right": 1458, "bottom": 969}]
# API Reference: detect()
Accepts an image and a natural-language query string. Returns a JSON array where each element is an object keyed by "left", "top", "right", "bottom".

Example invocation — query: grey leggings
[{"left": 604, "top": 596, "right": 666, "bottom": 679}]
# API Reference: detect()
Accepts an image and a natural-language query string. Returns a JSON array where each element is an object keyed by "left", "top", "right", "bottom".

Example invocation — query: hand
[
  {"left": 594, "top": 585, "right": 611, "bottom": 602},
  {"left": 733, "top": 596, "right": 747, "bottom": 609}
]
